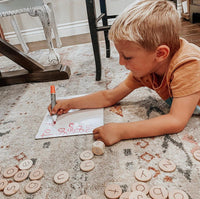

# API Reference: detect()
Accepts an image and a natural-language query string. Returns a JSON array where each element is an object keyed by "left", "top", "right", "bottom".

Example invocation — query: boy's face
[{"left": 114, "top": 40, "right": 158, "bottom": 78}]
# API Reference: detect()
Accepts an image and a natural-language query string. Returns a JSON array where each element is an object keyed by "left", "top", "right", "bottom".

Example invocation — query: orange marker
[{"left": 50, "top": 85, "right": 57, "bottom": 124}]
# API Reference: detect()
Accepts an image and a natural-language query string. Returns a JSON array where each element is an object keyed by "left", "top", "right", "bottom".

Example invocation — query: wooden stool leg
[
  {"left": 100, "top": 0, "right": 110, "bottom": 58},
  {"left": 47, "top": 2, "right": 62, "bottom": 48},
  {"left": 0, "top": 38, "right": 70, "bottom": 86},
  {"left": 29, "top": 5, "right": 60, "bottom": 66},
  {"left": 0, "top": 24, "right": 5, "bottom": 40},
  {"left": 85, "top": 0, "right": 101, "bottom": 81},
  {"left": 11, "top": 16, "right": 29, "bottom": 53}
]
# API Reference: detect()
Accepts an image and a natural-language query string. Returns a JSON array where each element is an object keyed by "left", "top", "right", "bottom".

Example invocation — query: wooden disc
[
  {"left": 3, "top": 166, "right": 18, "bottom": 178},
  {"left": 54, "top": 171, "right": 69, "bottom": 184},
  {"left": 193, "top": 149, "right": 200, "bottom": 161},
  {"left": 77, "top": 195, "right": 92, "bottom": 199},
  {"left": 25, "top": 180, "right": 41, "bottom": 194},
  {"left": 158, "top": 159, "right": 176, "bottom": 172},
  {"left": 14, "top": 170, "right": 29, "bottom": 182},
  {"left": 19, "top": 159, "right": 33, "bottom": 170},
  {"left": 80, "top": 150, "right": 94, "bottom": 161},
  {"left": 0, "top": 179, "right": 8, "bottom": 191},
  {"left": 168, "top": 189, "right": 188, "bottom": 199},
  {"left": 3, "top": 182, "right": 20, "bottom": 196},
  {"left": 92, "top": 140, "right": 105, "bottom": 156},
  {"left": 29, "top": 169, "right": 44, "bottom": 180},
  {"left": 129, "top": 191, "right": 148, "bottom": 199},
  {"left": 149, "top": 185, "right": 168, "bottom": 199},
  {"left": 131, "top": 182, "right": 149, "bottom": 195},
  {"left": 135, "top": 168, "right": 152, "bottom": 182},
  {"left": 80, "top": 160, "right": 95, "bottom": 172},
  {"left": 119, "top": 192, "right": 132, "bottom": 199},
  {"left": 104, "top": 184, "right": 122, "bottom": 199}
]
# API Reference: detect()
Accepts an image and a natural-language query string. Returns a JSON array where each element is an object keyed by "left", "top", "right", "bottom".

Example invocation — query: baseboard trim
[{"left": 4, "top": 20, "right": 90, "bottom": 45}]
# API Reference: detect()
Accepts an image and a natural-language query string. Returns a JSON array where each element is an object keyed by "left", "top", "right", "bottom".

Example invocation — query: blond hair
[{"left": 109, "top": 0, "right": 181, "bottom": 56}]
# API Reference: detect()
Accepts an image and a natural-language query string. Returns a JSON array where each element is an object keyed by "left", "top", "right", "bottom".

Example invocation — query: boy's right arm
[{"left": 48, "top": 77, "right": 137, "bottom": 115}]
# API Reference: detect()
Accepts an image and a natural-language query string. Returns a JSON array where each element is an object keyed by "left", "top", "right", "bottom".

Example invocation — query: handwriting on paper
[
  {"left": 36, "top": 98, "right": 103, "bottom": 140},
  {"left": 40, "top": 122, "right": 92, "bottom": 138}
]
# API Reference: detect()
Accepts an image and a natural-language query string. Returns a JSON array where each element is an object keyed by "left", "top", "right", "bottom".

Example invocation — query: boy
[{"left": 48, "top": 0, "right": 200, "bottom": 146}]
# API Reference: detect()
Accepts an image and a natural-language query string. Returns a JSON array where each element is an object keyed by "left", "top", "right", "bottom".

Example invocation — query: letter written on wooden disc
[
  {"left": 149, "top": 185, "right": 168, "bottom": 199},
  {"left": 158, "top": 159, "right": 176, "bottom": 172},
  {"left": 131, "top": 182, "right": 149, "bottom": 195},
  {"left": 3, "top": 166, "right": 18, "bottom": 178},
  {"left": 193, "top": 149, "right": 200, "bottom": 161},
  {"left": 14, "top": 170, "right": 29, "bottom": 182},
  {"left": 104, "top": 184, "right": 122, "bottom": 199},
  {"left": 0, "top": 179, "right": 8, "bottom": 191},
  {"left": 134, "top": 168, "right": 152, "bottom": 182},
  {"left": 168, "top": 189, "right": 189, "bottom": 199},
  {"left": 80, "top": 160, "right": 95, "bottom": 172},
  {"left": 25, "top": 180, "right": 41, "bottom": 194},
  {"left": 129, "top": 191, "right": 148, "bottom": 199},
  {"left": 29, "top": 169, "right": 44, "bottom": 180},
  {"left": 3, "top": 182, "right": 20, "bottom": 196},
  {"left": 54, "top": 171, "right": 69, "bottom": 184},
  {"left": 19, "top": 159, "right": 33, "bottom": 170},
  {"left": 80, "top": 150, "right": 94, "bottom": 161},
  {"left": 119, "top": 192, "right": 132, "bottom": 199}
]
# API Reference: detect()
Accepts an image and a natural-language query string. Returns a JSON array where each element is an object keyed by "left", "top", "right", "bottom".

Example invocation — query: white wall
[{"left": 0, "top": 0, "right": 135, "bottom": 45}]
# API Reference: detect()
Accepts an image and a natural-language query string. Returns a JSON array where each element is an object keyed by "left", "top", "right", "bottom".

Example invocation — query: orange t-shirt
[{"left": 124, "top": 38, "right": 200, "bottom": 113}]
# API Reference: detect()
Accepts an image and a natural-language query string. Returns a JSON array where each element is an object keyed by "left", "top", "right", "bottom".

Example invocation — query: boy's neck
[{"left": 155, "top": 57, "right": 171, "bottom": 77}]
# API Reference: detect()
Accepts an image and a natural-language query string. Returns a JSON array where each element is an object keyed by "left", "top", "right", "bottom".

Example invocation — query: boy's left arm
[{"left": 93, "top": 91, "right": 200, "bottom": 146}]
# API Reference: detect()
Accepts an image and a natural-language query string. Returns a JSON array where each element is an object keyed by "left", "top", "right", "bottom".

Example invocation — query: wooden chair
[
  {"left": 0, "top": 0, "right": 70, "bottom": 87},
  {"left": 0, "top": 0, "right": 62, "bottom": 65},
  {"left": 85, "top": 0, "right": 117, "bottom": 81},
  {"left": 0, "top": 37, "right": 70, "bottom": 86}
]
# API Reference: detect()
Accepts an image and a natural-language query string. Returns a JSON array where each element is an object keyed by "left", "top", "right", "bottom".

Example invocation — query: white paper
[{"left": 35, "top": 95, "right": 104, "bottom": 139}]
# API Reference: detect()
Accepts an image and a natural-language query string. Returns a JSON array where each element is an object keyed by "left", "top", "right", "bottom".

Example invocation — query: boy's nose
[
  {"left": 119, "top": 56, "right": 130, "bottom": 69},
  {"left": 119, "top": 56, "right": 126, "bottom": 66}
]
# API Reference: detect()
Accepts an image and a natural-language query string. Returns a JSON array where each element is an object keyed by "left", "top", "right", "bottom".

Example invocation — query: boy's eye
[{"left": 124, "top": 56, "right": 132, "bottom": 60}]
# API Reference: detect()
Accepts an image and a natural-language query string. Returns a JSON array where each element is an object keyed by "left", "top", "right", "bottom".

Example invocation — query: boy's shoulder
[
  {"left": 166, "top": 38, "right": 200, "bottom": 84},
  {"left": 166, "top": 39, "right": 200, "bottom": 98},
  {"left": 169, "top": 38, "right": 200, "bottom": 71},
  {"left": 172, "top": 38, "right": 200, "bottom": 63}
]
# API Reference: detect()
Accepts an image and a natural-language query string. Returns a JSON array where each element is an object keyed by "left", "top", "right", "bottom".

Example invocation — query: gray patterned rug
[{"left": 0, "top": 41, "right": 199, "bottom": 199}]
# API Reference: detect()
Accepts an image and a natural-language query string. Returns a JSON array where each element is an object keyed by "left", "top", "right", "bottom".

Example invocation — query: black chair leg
[
  {"left": 85, "top": 0, "right": 101, "bottom": 81},
  {"left": 104, "top": 31, "right": 110, "bottom": 58},
  {"left": 100, "top": 0, "right": 110, "bottom": 58}
]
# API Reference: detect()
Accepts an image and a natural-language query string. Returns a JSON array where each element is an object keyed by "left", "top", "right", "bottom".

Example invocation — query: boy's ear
[{"left": 155, "top": 45, "right": 170, "bottom": 62}]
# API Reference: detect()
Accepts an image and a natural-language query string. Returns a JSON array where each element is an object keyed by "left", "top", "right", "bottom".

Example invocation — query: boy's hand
[
  {"left": 48, "top": 99, "right": 71, "bottom": 116},
  {"left": 93, "top": 123, "right": 124, "bottom": 146}
]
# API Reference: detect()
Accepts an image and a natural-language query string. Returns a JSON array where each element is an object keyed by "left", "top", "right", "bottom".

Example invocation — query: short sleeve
[
  {"left": 171, "top": 60, "right": 200, "bottom": 97},
  {"left": 124, "top": 72, "right": 144, "bottom": 89}
]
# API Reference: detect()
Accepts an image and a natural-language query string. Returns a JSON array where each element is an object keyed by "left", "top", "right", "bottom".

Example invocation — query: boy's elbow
[
  {"left": 169, "top": 116, "right": 188, "bottom": 133},
  {"left": 173, "top": 123, "right": 185, "bottom": 133},
  {"left": 102, "top": 90, "right": 118, "bottom": 107}
]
